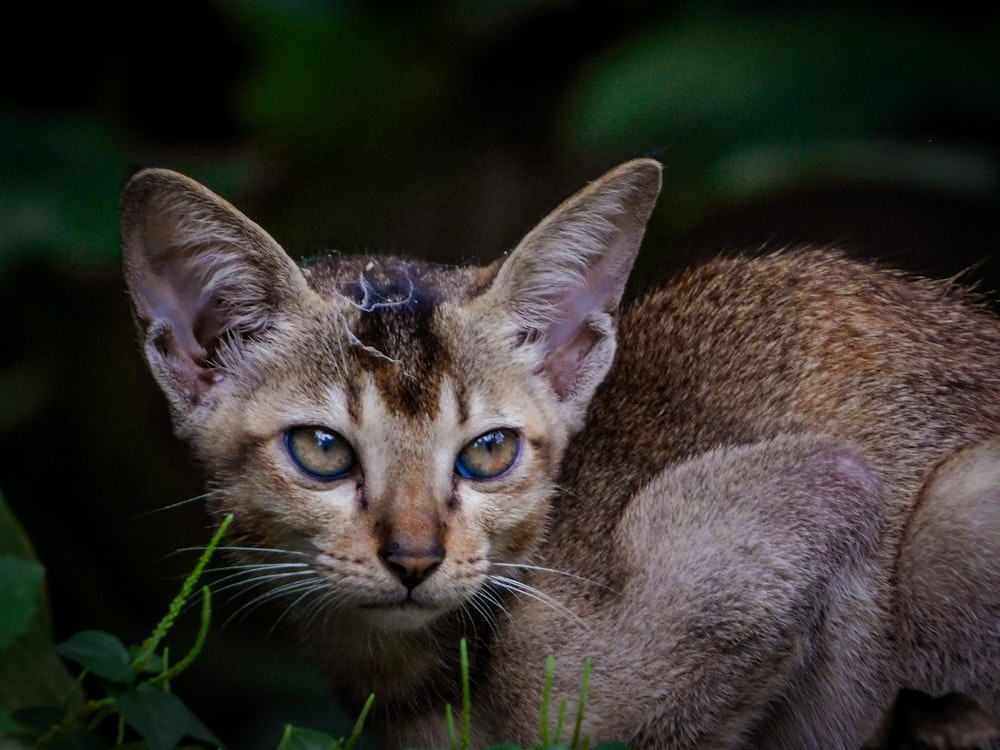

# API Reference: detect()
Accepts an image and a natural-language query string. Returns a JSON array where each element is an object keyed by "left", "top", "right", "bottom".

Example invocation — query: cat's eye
[
  {"left": 285, "top": 426, "right": 356, "bottom": 481},
  {"left": 455, "top": 429, "right": 521, "bottom": 480}
]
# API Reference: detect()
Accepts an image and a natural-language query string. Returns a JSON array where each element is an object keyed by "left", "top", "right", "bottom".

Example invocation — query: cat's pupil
[
  {"left": 455, "top": 428, "right": 520, "bottom": 480},
  {"left": 285, "top": 426, "right": 356, "bottom": 481}
]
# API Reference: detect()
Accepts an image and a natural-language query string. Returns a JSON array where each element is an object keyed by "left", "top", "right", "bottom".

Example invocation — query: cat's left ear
[
  {"left": 121, "top": 168, "right": 310, "bottom": 425},
  {"left": 486, "top": 158, "right": 662, "bottom": 427}
]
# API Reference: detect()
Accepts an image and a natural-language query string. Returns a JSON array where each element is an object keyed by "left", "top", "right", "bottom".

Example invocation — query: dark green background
[{"left": 1, "top": 1, "right": 997, "bottom": 747}]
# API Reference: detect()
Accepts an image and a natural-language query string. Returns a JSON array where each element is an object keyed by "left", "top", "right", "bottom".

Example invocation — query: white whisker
[
  {"left": 212, "top": 568, "right": 314, "bottom": 595},
  {"left": 464, "top": 591, "right": 502, "bottom": 639},
  {"left": 295, "top": 586, "right": 343, "bottom": 630},
  {"left": 223, "top": 578, "right": 324, "bottom": 626},
  {"left": 491, "top": 562, "right": 617, "bottom": 594},
  {"left": 205, "top": 562, "right": 310, "bottom": 583},
  {"left": 134, "top": 491, "right": 220, "bottom": 518},
  {"left": 270, "top": 582, "right": 332, "bottom": 632},
  {"left": 206, "top": 562, "right": 310, "bottom": 576},
  {"left": 176, "top": 545, "right": 311, "bottom": 557},
  {"left": 487, "top": 574, "right": 589, "bottom": 632}
]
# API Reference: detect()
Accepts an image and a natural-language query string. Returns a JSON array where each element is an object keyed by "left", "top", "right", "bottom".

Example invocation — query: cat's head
[{"left": 121, "top": 160, "right": 661, "bottom": 633}]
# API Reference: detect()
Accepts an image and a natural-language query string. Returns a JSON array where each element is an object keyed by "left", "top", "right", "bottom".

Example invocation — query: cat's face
[
  {"left": 193, "top": 257, "right": 574, "bottom": 631},
  {"left": 121, "top": 161, "right": 661, "bottom": 633}
]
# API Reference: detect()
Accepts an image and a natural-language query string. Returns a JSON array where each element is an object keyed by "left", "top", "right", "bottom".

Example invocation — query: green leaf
[
  {"left": 55, "top": 630, "right": 134, "bottom": 684},
  {"left": 0, "top": 493, "right": 77, "bottom": 711},
  {"left": 0, "top": 703, "right": 33, "bottom": 735},
  {"left": 279, "top": 725, "right": 341, "bottom": 750},
  {"left": 114, "top": 684, "right": 222, "bottom": 750},
  {"left": 591, "top": 743, "right": 632, "bottom": 750},
  {"left": 0, "top": 555, "right": 44, "bottom": 648},
  {"left": 128, "top": 645, "right": 165, "bottom": 674}
]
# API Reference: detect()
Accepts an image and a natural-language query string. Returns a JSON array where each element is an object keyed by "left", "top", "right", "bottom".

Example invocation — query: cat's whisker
[
  {"left": 295, "top": 586, "right": 343, "bottom": 630},
  {"left": 210, "top": 567, "right": 314, "bottom": 594},
  {"left": 463, "top": 591, "right": 502, "bottom": 639},
  {"left": 203, "top": 561, "right": 311, "bottom": 579},
  {"left": 491, "top": 562, "right": 618, "bottom": 594},
  {"left": 133, "top": 491, "right": 221, "bottom": 519},
  {"left": 487, "top": 574, "right": 589, "bottom": 633},
  {"left": 223, "top": 578, "right": 325, "bottom": 626},
  {"left": 205, "top": 561, "right": 315, "bottom": 601},
  {"left": 472, "top": 583, "right": 507, "bottom": 615},
  {"left": 270, "top": 581, "right": 333, "bottom": 633},
  {"left": 177, "top": 544, "right": 312, "bottom": 557}
]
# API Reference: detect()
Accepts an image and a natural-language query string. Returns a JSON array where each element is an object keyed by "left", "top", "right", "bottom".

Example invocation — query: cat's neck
[{"left": 313, "top": 583, "right": 512, "bottom": 719}]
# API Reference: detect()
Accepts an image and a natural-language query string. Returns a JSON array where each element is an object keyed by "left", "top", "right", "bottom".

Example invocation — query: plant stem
[
  {"left": 32, "top": 696, "right": 115, "bottom": 747},
  {"left": 460, "top": 639, "right": 471, "bottom": 750},
  {"left": 149, "top": 585, "right": 212, "bottom": 688},
  {"left": 132, "top": 514, "right": 232, "bottom": 670},
  {"left": 570, "top": 660, "right": 592, "bottom": 750},
  {"left": 343, "top": 693, "right": 375, "bottom": 750}
]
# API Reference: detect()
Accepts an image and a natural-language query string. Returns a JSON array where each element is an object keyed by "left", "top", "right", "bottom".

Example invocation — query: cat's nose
[{"left": 380, "top": 543, "right": 444, "bottom": 590}]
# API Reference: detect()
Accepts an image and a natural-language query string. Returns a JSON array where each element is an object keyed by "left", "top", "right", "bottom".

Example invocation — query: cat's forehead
[{"left": 296, "top": 254, "right": 501, "bottom": 419}]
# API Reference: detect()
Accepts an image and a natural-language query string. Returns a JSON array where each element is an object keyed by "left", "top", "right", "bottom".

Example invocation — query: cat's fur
[{"left": 120, "top": 159, "right": 1000, "bottom": 748}]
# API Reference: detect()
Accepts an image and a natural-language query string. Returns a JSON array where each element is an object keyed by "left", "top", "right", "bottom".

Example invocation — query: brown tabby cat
[{"left": 120, "top": 159, "right": 1000, "bottom": 748}]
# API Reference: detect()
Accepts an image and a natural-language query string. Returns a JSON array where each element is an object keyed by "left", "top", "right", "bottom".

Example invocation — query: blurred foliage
[
  {"left": 0, "top": 1, "right": 997, "bottom": 748},
  {"left": 0, "top": 116, "right": 126, "bottom": 272},
  {"left": 1, "top": 2, "right": 996, "bottom": 271},
  {"left": 0, "top": 491, "right": 78, "bottom": 713},
  {"left": 568, "top": 9, "right": 998, "bottom": 157}
]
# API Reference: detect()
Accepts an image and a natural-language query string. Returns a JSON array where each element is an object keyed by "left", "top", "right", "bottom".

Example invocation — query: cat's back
[
  {"left": 552, "top": 248, "right": 1000, "bottom": 573},
  {"left": 630, "top": 247, "right": 1000, "bottom": 447}
]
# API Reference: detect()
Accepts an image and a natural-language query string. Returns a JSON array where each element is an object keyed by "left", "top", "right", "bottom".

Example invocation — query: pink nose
[{"left": 380, "top": 544, "right": 444, "bottom": 590}]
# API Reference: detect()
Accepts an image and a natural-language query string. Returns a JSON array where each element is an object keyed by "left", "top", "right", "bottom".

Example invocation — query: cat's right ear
[{"left": 121, "top": 168, "right": 309, "bottom": 422}]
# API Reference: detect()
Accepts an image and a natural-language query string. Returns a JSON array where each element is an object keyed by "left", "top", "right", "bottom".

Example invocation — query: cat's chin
[{"left": 355, "top": 602, "right": 448, "bottom": 632}]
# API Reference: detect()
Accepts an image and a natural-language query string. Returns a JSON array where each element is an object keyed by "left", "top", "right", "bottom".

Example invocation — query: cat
[{"left": 120, "top": 159, "right": 1000, "bottom": 749}]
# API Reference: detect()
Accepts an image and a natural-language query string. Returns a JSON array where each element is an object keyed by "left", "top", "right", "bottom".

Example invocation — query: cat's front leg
[{"left": 524, "top": 434, "right": 898, "bottom": 749}]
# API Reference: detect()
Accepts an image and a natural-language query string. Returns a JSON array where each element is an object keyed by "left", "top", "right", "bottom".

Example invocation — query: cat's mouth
[
  {"left": 356, "top": 596, "right": 450, "bottom": 631},
  {"left": 359, "top": 597, "right": 437, "bottom": 611}
]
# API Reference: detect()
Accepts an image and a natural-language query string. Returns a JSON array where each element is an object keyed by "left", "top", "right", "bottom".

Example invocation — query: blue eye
[
  {"left": 285, "top": 426, "right": 356, "bottom": 481},
  {"left": 455, "top": 429, "right": 521, "bottom": 480}
]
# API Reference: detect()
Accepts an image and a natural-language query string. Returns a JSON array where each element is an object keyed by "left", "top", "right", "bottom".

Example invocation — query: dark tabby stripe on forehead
[
  {"left": 300, "top": 254, "right": 501, "bottom": 418},
  {"left": 342, "top": 263, "right": 451, "bottom": 418},
  {"left": 455, "top": 379, "right": 469, "bottom": 427}
]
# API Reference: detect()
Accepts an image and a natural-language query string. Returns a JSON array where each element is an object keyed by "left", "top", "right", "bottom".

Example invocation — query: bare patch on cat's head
[{"left": 301, "top": 253, "right": 498, "bottom": 304}]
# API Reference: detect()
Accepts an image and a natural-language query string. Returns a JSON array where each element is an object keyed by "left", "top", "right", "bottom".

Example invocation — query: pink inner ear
[
  {"left": 136, "top": 268, "right": 209, "bottom": 366},
  {"left": 535, "top": 237, "right": 630, "bottom": 400},
  {"left": 543, "top": 321, "right": 602, "bottom": 400},
  {"left": 543, "top": 247, "right": 624, "bottom": 352}
]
